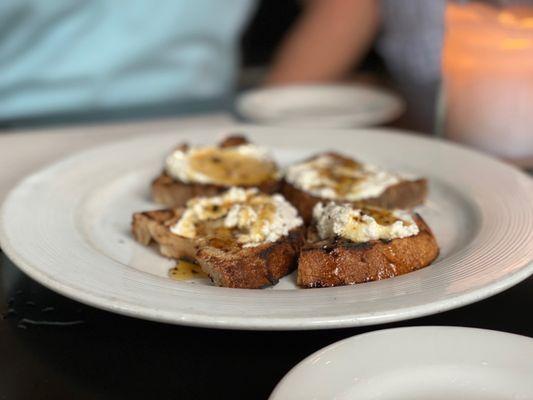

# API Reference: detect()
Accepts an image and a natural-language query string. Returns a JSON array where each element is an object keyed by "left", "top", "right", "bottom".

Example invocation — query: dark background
[
  {"left": 241, "top": 0, "right": 302, "bottom": 66},
  {"left": 241, "top": 1, "right": 385, "bottom": 72}
]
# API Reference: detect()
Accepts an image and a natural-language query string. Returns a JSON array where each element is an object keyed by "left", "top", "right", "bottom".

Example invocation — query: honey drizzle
[
  {"left": 360, "top": 206, "right": 401, "bottom": 226},
  {"left": 168, "top": 259, "right": 208, "bottom": 281},
  {"left": 188, "top": 147, "right": 276, "bottom": 186},
  {"left": 312, "top": 156, "right": 365, "bottom": 196},
  {"left": 185, "top": 191, "right": 277, "bottom": 249}
]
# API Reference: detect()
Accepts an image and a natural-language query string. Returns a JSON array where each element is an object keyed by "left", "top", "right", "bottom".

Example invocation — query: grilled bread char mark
[
  {"left": 297, "top": 215, "right": 439, "bottom": 288},
  {"left": 132, "top": 209, "right": 304, "bottom": 289},
  {"left": 281, "top": 152, "right": 427, "bottom": 224},
  {"left": 152, "top": 135, "right": 280, "bottom": 208}
]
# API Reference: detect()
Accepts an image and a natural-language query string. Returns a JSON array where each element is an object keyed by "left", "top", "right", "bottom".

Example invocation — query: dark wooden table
[{"left": 1, "top": 105, "right": 532, "bottom": 399}]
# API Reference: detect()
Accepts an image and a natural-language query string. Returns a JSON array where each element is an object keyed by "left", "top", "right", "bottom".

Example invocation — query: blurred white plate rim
[{"left": 236, "top": 84, "right": 405, "bottom": 128}]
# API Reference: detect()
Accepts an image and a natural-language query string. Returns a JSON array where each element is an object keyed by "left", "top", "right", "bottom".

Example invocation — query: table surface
[{"left": 0, "top": 112, "right": 532, "bottom": 400}]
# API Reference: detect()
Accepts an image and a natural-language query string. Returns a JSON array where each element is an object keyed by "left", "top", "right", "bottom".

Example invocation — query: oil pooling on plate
[{"left": 169, "top": 259, "right": 208, "bottom": 281}]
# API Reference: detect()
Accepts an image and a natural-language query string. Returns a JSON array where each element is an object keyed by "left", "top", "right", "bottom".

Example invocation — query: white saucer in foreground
[
  {"left": 270, "top": 326, "right": 533, "bottom": 400},
  {"left": 236, "top": 84, "right": 404, "bottom": 128}
]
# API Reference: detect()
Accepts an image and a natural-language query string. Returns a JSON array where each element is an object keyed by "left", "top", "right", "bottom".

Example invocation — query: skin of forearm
[{"left": 266, "top": 0, "right": 380, "bottom": 85}]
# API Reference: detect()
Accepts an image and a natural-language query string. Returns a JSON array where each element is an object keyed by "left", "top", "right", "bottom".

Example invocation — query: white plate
[
  {"left": 270, "top": 326, "right": 533, "bottom": 400},
  {"left": 236, "top": 84, "right": 405, "bottom": 128},
  {"left": 1, "top": 126, "right": 532, "bottom": 330}
]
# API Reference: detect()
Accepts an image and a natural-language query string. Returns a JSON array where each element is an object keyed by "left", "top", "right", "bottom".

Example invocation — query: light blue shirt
[{"left": 0, "top": 0, "right": 256, "bottom": 119}]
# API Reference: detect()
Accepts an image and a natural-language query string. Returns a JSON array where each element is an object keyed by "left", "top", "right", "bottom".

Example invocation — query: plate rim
[
  {"left": 236, "top": 83, "right": 405, "bottom": 127},
  {"left": 1, "top": 126, "right": 532, "bottom": 330}
]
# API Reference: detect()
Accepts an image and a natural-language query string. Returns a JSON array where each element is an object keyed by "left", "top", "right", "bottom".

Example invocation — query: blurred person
[
  {"left": 0, "top": 0, "right": 256, "bottom": 121},
  {"left": 267, "top": 0, "right": 446, "bottom": 132}
]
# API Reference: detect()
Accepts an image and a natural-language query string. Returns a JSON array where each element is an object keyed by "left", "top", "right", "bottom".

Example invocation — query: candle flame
[
  {"left": 443, "top": 3, "right": 533, "bottom": 70},
  {"left": 498, "top": 12, "right": 533, "bottom": 29}
]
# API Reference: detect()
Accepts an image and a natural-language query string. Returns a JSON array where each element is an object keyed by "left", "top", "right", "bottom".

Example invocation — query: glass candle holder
[{"left": 441, "top": 0, "right": 533, "bottom": 167}]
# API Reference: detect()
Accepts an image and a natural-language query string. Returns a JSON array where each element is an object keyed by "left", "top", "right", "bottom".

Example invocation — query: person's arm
[{"left": 266, "top": 0, "right": 380, "bottom": 85}]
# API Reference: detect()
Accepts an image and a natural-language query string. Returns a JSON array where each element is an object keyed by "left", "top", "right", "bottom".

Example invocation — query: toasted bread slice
[
  {"left": 297, "top": 214, "right": 439, "bottom": 288},
  {"left": 282, "top": 152, "right": 427, "bottom": 224},
  {"left": 132, "top": 206, "right": 305, "bottom": 289},
  {"left": 153, "top": 174, "right": 280, "bottom": 209},
  {"left": 152, "top": 135, "right": 280, "bottom": 208},
  {"left": 282, "top": 178, "right": 427, "bottom": 224}
]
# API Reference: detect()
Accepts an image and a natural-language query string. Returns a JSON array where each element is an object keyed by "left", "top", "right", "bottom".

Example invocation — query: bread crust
[
  {"left": 281, "top": 179, "right": 427, "bottom": 224},
  {"left": 132, "top": 209, "right": 304, "bottom": 289},
  {"left": 152, "top": 173, "right": 280, "bottom": 208},
  {"left": 297, "top": 214, "right": 439, "bottom": 288}
]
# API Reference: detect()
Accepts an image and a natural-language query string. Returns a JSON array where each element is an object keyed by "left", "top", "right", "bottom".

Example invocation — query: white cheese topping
[
  {"left": 285, "top": 154, "right": 412, "bottom": 201},
  {"left": 313, "top": 202, "right": 419, "bottom": 243},
  {"left": 165, "top": 144, "right": 277, "bottom": 186},
  {"left": 170, "top": 188, "right": 303, "bottom": 247}
]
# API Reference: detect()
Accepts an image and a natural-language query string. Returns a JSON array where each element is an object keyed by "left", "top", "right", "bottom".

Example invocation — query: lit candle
[{"left": 442, "top": 2, "right": 533, "bottom": 167}]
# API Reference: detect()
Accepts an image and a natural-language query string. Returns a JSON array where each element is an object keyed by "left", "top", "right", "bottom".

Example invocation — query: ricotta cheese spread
[
  {"left": 165, "top": 144, "right": 278, "bottom": 186},
  {"left": 170, "top": 188, "right": 303, "bottom": 247},
  {"left": 285, "top": 153, "right": 412, "bottom": 201},
  {"left": 313, "top": 202, "right": 419, "bottom": 243}
]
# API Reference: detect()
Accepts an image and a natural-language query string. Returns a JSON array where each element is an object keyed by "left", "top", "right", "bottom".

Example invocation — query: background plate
[
  {"left": 236, "top": 84, "right": 405, "bottom": 128},
  {"left": 1, "top": 126, "right": 532, "bottom": 330}
]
